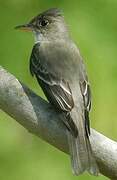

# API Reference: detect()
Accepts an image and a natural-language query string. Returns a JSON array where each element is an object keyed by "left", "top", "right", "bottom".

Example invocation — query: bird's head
[{"left": 15, "top": 8, "right": 69, "bottom": 42}]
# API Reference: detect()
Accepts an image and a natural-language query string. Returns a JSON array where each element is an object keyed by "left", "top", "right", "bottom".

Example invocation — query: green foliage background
[{"left": 0, "top": 0, "right": 117, "bottom": 179}]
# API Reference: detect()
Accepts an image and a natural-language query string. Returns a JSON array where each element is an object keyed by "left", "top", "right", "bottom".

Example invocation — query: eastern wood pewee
[{"left": 16, "top": 8, "right": 99, "bottom": 176}]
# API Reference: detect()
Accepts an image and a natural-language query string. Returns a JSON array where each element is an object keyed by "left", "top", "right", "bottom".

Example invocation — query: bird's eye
[{"left": 40, "top": 19, "right": 49, "bottom": 27}]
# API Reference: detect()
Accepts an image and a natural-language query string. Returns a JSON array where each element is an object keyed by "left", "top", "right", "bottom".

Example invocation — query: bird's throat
[{"left": 33, "top": 31, "right": 43, "bottom": 44}]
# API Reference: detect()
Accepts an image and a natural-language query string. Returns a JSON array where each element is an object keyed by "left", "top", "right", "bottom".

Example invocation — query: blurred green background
[{"left": 0, "top": 0, "right": 117, "bottom": 179}]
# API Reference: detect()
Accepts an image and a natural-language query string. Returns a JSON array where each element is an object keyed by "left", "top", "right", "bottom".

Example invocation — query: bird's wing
[
  {"left": 30, "top": 43, "right": 78, "bottom": 137},
  {"left": 79, "top": 63, "right": 91, "bottom": 136}
]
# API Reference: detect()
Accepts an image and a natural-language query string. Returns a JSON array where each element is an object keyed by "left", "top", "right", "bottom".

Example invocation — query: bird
[{"left": 15, "top": 8, "right": 99, "bottom": 176}]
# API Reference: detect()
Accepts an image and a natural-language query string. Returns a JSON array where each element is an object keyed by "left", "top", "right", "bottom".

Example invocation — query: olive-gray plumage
[{"left": 17, "top": 8, "right": 99, "bottom": 175}]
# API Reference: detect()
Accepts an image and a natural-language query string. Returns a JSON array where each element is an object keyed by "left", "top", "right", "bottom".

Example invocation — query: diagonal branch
[{"left": 0, "top": 66, "right": 117, "bottom": 179}]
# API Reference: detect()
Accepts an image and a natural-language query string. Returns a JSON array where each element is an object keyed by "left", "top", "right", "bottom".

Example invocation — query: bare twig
[{"left": 0, "top": 66, "right": 117, "bottom": 179}]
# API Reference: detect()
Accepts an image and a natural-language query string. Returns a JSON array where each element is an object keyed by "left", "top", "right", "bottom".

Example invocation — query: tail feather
[
  {"left": 85, "top": 137, "right": 99, "bottom": 175},
  {"left": 67, "top": 132, "right": 86, "bottom": 175},
  {"left": 67, "top": 108, "right": 99, "bottom": 176}
]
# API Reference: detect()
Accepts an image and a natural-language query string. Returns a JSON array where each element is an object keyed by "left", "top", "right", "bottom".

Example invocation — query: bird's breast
[{"left": 39, "top": 40, "right": 81, "bottom": 81}]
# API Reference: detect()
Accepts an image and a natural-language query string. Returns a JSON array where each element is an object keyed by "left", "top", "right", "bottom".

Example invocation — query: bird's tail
[{"left": 67, "top": 108, "right": 99, "bottom": 176}]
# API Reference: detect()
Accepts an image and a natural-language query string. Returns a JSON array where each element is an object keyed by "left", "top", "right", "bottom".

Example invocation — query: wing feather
[
  {"left": 30, "top": 44, "right": 74, "bottom": 111},
  {"left": 80, "top": 80, "right": 91, "bottom": 135},
  {"left": 30, "top": 44, "right": 77, "bottom": 136}
]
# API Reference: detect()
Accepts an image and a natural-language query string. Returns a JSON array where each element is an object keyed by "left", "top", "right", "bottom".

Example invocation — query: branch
[{"left": 0, "top": 66, "right": 117, "bottom": 179}]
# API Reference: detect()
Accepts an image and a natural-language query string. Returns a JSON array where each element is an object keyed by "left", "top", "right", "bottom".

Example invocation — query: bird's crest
[{"left": 39, "top": 8, "right": 62, "bottom": 18}]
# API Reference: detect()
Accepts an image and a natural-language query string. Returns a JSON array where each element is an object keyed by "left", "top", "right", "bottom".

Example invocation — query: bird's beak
[{"left": 15, "top": 23, "right": 33, "bottom": 32}]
